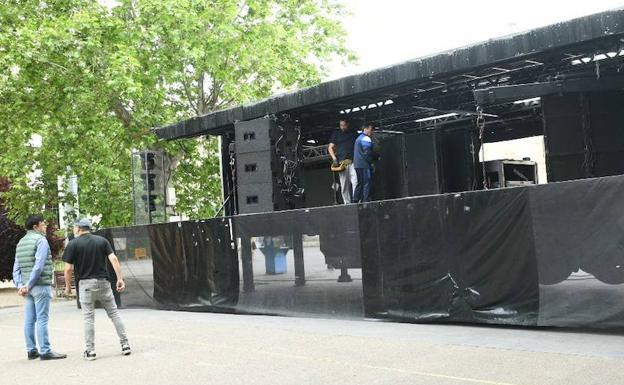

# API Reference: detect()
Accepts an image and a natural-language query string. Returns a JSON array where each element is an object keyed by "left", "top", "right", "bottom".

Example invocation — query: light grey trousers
[
  {"left": 338, "top": 163, "right": 357, "bottom": 204},
  {"left": 79, "top": 278, "right": 128, "bottom": 351}
]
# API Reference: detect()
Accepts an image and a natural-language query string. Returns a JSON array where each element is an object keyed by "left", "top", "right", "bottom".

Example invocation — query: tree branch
[
  {"left": 215, "top": 98, "right": 234, "bottom": 108},
  {"left": 198, "top": 73, "right": 206, "bottom": 114},
  {"left": 182, "top": 79, "right": 199, "bottom": 115},
  {"left": 207, "top": 78, "right": 221, "bottom": 109},
  {"left": 35, "top": 58, "right": 69, "bottom": 72},
  {"left": 113, "top": 100, "right": 133, "bottom": 128}
]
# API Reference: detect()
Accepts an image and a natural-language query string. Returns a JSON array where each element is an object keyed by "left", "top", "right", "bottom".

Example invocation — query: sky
[{"left": 330, "top": 0, "right": 624, "bottom": 79}]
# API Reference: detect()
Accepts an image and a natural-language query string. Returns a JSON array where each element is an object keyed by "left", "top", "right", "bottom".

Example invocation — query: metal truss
[{"left": 301, "top": 145, "right": 330, "bottom": 164}]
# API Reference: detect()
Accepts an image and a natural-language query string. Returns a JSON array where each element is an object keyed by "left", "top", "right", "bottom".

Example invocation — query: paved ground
[
  {"left": 0, "top": 282, "right": 67, "bottom": 309},
  {"left": 0, "top": 282, "right": 23, "bottom": 308},
  {"left": 2, "top": 301, "right": 624, "bottom": 385}
]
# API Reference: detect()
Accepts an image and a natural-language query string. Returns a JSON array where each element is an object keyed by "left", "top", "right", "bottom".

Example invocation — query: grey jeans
[{"left": 79, "top": 278, "right": 128, "bottom": 351}]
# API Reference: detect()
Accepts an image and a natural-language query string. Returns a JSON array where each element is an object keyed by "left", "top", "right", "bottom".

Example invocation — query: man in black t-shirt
[
  {"left": 63, "top": 218, "right": 131, "bottom": 361},
  {"left": 328, "top": 118, "right": 358, "bottom": 204}
]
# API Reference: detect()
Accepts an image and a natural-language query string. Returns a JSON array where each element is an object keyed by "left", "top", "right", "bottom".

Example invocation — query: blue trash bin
[
  {"left": 263, "top": 249, "right": 288, "bottom": 275},
  {"left": 258, "top": 237, "right": 289, "bottom": 275}
]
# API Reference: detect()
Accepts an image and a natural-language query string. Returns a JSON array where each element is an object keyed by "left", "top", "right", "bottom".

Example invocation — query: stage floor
[{"left": 1, "top": 301, "right": 624, "bottom": 385}]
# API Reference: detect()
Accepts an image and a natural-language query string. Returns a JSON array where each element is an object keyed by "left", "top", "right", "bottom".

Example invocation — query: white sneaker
[
  {"left": 83, "top": 350, "right": 96, "bottom": 361},
  {"left": 121, "top": 344, "right": 131, "bottom": 356}
]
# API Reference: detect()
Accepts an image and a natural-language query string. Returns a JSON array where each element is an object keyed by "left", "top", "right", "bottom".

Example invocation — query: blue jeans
[
  {"left": 23, "top": 285, "right": 52, "bottom": 354},
  {"left": 352, "top": 168, "right": 372, "bottom": 203}
]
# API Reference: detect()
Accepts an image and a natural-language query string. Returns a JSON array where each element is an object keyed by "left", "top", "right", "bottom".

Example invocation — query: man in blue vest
[
  {"left": 352, "top": 123, "right": 378, "bottom": 203},
  {"left": 13, "top": 214, "right": 67, "bottom": 360}
]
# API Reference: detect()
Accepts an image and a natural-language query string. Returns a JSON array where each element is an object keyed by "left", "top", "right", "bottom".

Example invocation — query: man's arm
[
  {"left": 64, "top": 262, "right": 74, "bottom": 295},
  {"left": 107, "top": 253, "right": 125, "bottom": 292},
  {"left": 328, "top": 142, "right": 338, "bottom": 162},
  {"left": 26, "top": 237, "right": 50, "bottom": 290},
  {"left": 12, "top": 257, "right": 26, "bottom": 296},
  {"left": 13, "top": 257, "right": 22, "bottom": 288}
]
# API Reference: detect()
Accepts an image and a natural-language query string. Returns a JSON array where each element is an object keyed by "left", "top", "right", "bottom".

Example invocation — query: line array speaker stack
[
  {"left": 543, "top": 90, "right": 624, "bottom": 182},
  {"left": 234, "top": 117, "right": 302, "bottom": 214},
  {"left": 234, "top": 118, "right": 281, "bottom": 214}
]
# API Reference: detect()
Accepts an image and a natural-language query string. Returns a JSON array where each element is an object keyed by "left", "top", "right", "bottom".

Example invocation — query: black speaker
[
  {"left": 439, "top": 128, "right": 476, "bottom": 193},
  {"left": 373, "top": 135, "right": 407, "bottom": 200},
  {"left": 543, "top": 93, "right": 586, "bottom": 182},
  {"left": 588, "top": 91, "right": 624, "bottom": 177},
  {"left": 234, "top": 118, "right": 279, "bottom": 154},
  {"left": 237, "top": 182, "right": 280, "bottom": 214},
  {"left": 372, "top": 131, "right": 445, "bottom": 200},
  {"left": 301, "top": 167, "right": 335, "bottom": 208},
  {"left": 234, "top": 118, "right": 280, "bottom": 214},
  {"left": 236, "top": 151, "right": 278, "bottom": 185},
  {"left": 543, "top": 91, "right": 624, "bottom": 182},
  {"left": 404, "top": 131, "right": 443, "bottom": 196}
]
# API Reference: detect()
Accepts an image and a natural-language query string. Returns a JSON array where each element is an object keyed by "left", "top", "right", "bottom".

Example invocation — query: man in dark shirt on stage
[{"left": 328, "top": 118, "right": 359, "bottom": 204}]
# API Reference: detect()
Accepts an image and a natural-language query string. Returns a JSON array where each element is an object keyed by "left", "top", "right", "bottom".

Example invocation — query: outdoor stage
[
  {"left": 100, "top": 174, "right": 624, "bottom": 329},
  {"left": 109, "top": 9, "right": 624, "bottom": 330}
]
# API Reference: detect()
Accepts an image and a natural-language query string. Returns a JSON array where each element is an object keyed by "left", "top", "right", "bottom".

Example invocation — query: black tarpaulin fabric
[
  {"left": 149, "top": 223, "right": 185, "bottom": 306},
  {"left": 149, "top": 220, "right": 238, "bottom": 310},
  {"left": 359, "top": 188, "right": 539, "bottom": 325},
  {"left": 233, "top": 205, "right": 364, "bottom": 318},
  {"left": 96, "top": 226, "right": 154, "bottom": 308},
  {"left": 99, "top": 174, "right": 624, "bottom": 329},
  {"left": 448, "top": 188, "right": 538, "bottom": 325},
  {"left": 359, "top": 196, "right": 453, "bottom": 321},
  {"left": 97, "top": 220, "right": 238, "bottom": 311},
  {"left": 531, "top": 176, "right": 624, "bottom": 328}
]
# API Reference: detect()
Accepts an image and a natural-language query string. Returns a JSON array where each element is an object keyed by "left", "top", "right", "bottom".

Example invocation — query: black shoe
[
  {"left": 27, "top": 350, "right": 39, "bottom": 360},
  {"left": 40, "top": 351, "right": 67, "bottom": 360},
  {"left": 121, "top": 344, "right": 131, "bottom": 356},
  {"left": 83, "top": 350, "right": 96, "bottom": 361}
]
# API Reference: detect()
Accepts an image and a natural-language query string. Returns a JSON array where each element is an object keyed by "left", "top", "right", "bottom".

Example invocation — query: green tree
[{"left": 0, "top": 0, "right": 354, "bottom": 227}]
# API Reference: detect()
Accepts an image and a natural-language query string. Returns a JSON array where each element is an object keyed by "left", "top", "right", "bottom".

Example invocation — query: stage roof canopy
[{"left": 154, "top": 8, "right": 624, "bottom": 140}]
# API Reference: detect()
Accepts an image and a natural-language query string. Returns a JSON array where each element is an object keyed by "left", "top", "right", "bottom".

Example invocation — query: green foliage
[
  {"left": 170, "top": 137, "right": 223, "bottom": 219},
  {"left": 0, "top": 178, "right": 65, "bottom": 282},
  {"left": 0, "top": 0, "right": 353, "bottom": 227},
  {"left": 0, "top": 178, "right": 25, "bottom": 281}
]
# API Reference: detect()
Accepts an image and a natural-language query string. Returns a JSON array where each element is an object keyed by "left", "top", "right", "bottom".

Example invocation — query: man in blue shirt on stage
[{"left": 352, "top": 123, "right": 378, "bottom": 203}]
